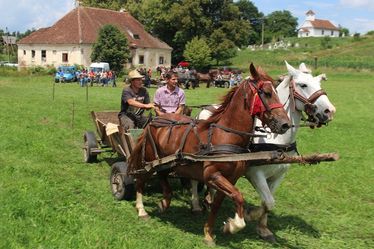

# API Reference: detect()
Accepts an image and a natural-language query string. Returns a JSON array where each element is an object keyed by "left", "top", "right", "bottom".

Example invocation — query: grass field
[{"left": 0, "top": 65, "right": 373, "bottom": 249}]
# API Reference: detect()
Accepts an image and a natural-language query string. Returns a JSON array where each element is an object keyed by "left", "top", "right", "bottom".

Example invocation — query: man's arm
[
  {"left": 127, "top": 98, "right": 154, "bottom": 109},
  {"left": 174, "top": 104, "right": 185, "bottom": 115}
]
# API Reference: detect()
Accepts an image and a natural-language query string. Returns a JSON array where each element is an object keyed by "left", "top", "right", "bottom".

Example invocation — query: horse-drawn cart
[{"left": 83, "top": 111, "right": 339, "bottom": 202}]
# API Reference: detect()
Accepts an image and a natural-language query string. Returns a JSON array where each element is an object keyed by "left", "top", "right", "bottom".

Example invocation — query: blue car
[{"left": 55, "top": 66, "right": 77, "bottom": 83}]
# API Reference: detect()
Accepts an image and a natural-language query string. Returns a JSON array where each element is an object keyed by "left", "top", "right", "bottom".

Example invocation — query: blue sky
[{"left": 1, "top": 0, "right": 373, "bottom": 35}]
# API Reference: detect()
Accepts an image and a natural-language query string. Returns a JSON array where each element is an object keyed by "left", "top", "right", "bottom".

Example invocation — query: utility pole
[
  {"left": 5, "top": 27, "right": 10, "bottom": 62},
  {"left": 261, "top": 19, "right": 264, "bottom": 48}
]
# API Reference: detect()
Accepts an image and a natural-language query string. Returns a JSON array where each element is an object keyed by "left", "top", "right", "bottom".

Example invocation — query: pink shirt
[{"left": 154, "top": 85, "right": 185, "bottom": 113}]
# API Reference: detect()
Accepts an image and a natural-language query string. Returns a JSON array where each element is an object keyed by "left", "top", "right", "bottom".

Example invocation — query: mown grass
[{"left": 0, "top": 66, "right": 373, "bottom": 248}]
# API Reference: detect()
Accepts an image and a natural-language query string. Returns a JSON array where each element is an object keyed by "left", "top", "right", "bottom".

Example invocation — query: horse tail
[{"left": 127, "top": 132, "right": 146, "bottom": 174}]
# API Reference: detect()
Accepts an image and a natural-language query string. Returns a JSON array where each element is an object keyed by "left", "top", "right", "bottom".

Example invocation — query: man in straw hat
[{"left": 118, "top": 69, "right": 154, "bottom": 130}]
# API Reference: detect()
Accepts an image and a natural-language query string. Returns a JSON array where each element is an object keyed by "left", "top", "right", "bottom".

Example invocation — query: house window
[
  {"left": 31, "top": 50, "right": 35, "bottom": 59},
  {"left": 139, "top": 55, "right": 144, "bottom": 64},
  {"left": 53, "top": 50, "right": 57, "bottom": 54},
  {"left": 159, "top": 56, "right": 164, "bottom": 64},
  {"left": 322, "top": 30, "right": 325, "bottom": 35},
  {"left": 41, "top": 50, "right": 46, "bottom": 62},
  {"left": 81, "top": 48, "right": 84, "bottom": 54},
  {"left": 331, "top": 31, "right": 334, "bottom": 36},
  {"left": 133, "top": 34, "right": 140, "bottom": 39},
  {"left": 62, "top": 53, "right": 68, "bottom": 62},
  {"left": 23, "top": 50, "right": 26, "bottom": 55}
]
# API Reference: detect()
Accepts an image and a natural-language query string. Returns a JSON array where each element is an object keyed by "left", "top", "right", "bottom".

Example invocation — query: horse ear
[
  {"left": 299, "top": 63, "right": 311, "bottom": 73},
  {"left": 249, "top": 63, "right": 259, "bottom": 80},
  {"left": 316, "top": 73, "right": 327, "bottom": 81},
  {"left": 285, "top": 61, "right": 299, "bottom": 77}
]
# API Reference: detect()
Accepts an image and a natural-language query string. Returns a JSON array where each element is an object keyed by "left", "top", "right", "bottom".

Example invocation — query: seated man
[
  {"left": 118, "top": 70, "right": 154, "bottom": 130},
  {"left": 153, "top": 71, "right": 185, "bottom": 116}
]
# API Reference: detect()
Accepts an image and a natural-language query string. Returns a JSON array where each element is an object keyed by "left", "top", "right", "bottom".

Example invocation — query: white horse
[{"left": 192, "top": 61, "right": 336, "bottom": 242}]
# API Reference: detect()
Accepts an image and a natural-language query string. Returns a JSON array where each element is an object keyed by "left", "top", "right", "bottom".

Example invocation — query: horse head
[
  {"left": 248, "top": 63, "right": 291, "bottom": 134},
  {"left": 285, "top": 61, "right": 336, "bottom": 127}
]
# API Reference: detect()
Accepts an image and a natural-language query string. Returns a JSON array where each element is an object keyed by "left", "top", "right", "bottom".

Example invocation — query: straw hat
[{"left": 128, "top": 70, "right": 143, "bottom": 80}]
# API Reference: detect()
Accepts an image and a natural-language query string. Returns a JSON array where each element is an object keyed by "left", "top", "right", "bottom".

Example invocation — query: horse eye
[
  {"left": 299, "top": 84, "right": 307, "bottom": 88},
  {"left": 264, "top": 91, "right": 272, "bottom": 97}
]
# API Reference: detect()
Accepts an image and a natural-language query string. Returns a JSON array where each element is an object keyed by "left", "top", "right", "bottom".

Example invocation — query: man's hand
[{"left": 143, "top": 103, "right": 154, "bottom": 110}]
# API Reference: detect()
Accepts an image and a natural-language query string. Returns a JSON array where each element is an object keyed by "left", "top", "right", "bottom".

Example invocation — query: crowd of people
[
  {"left": 213, "top": 70, "right": 243, "bottom": 88},
  {"left": 76, "top": 69, "right": 117, "bottom": 87}
]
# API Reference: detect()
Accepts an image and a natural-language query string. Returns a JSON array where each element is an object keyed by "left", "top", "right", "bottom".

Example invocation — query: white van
[{"left": 89, "top": 62, "right": 110, "bottom": 73}]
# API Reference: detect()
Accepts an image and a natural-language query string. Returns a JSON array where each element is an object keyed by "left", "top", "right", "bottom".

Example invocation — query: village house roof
[
  {"left": 310, "top": 19, "right": 339, "bottom": 30},
  {"left": 18, "top": 6, "right": 172, "bottom": 50}
]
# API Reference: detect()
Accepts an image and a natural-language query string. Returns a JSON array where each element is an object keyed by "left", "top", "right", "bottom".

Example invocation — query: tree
[
  {"left": 339, "top": 26, "right": 349, "bottom": 37},
  {"left": 80, "top": 0, "right": 127, "bottom": 10},
  {"left": 209, "top": 29, "right": 237, "bottom": 65},
  {"left": 265, "top": 10, "right": 298, "bottom": 41},
  {"left": 125, "top": 0, "right": 249, "bottom": 64},
  {"left": 91, "top": 25, "right": 130, "bottom": 73},
  {"left": 235, "top": 0, "right": 264, "bottom": 44},
  {"left": 183, "top": 37, "right": 211, "bottom": 70}
]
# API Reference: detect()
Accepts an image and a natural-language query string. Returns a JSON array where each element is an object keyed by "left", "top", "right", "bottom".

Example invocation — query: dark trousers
[{"left": 119, "top": 113, "right": 148, "bottom": 130}]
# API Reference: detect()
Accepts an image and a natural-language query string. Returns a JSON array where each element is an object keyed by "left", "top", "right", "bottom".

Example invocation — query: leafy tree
[
  {"left": 265, "top": 10, "right": 298, "bottom": 41},
  {"left": 366, "top": 30, "right": 374, "bottom": 36},
  {"left": 91, "top": 24, "right": 130, "bottom": 73},
  {"left": 235, "top": 0, "right": 264, "bottom": 44},
  {"left": 209, "top": 29, "right": 237, "bottom": 65},
  {"left": 80, "top": 0, "right": 126, "bottom": 10},
  {"left": 183, "top": 37, "right": 211, "bottom": 70},
  {"left": 339, "top": 26, "right": 349, "bottom": 37}
]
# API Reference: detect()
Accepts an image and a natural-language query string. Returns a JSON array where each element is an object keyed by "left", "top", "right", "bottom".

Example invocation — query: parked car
[
  {"left": 54, "top": 65, "right": 77, "bottom": 83},
  {"left": 0, "top": 61, "right": 18, "bottom": 67},
  {"left": 89, "top": 62, "right": 110, "bottom": 73}
]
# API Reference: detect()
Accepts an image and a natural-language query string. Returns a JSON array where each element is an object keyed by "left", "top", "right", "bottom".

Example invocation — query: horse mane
[
  {"left": 202, "top": 84, "right": 241, "bottom": 127},
  {"left": 202, "top": 67, "right": 274, "bottom": 127}
]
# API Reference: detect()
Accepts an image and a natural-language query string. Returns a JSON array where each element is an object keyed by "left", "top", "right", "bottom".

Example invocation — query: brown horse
[{"left": 128, "top": 64, "right": 291, "bottom": 246}]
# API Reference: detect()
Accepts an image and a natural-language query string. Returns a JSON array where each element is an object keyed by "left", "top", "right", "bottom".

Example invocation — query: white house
[
  {"left": 298, "top": 10, "right": 340, "bottom": 38},
  {"left": 17, "top": 6, "right": 172, "bottom": 70}
]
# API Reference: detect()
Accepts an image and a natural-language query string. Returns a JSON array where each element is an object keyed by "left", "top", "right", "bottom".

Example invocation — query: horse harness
[{"left": 139, "top": 79, "right": 283, "bottom": 167}]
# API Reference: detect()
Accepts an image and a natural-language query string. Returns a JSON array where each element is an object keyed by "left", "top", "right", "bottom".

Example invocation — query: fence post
[
  {"left": 314, "top": 56, "right": 318, "bottom": 70},
  {"left": 86, "top": 82, "right": 88, "bottom": 101},
  {"left": 52, "top": 82, "right": 55, "bottom": 100}
]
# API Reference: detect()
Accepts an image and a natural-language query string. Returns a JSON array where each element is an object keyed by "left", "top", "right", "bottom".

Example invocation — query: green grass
[
  {"left": 233, "top": 36, "right": 374, "bottom": 72},
  {"left": 0, "top": 67, "right": 373, "bottom": 248}
]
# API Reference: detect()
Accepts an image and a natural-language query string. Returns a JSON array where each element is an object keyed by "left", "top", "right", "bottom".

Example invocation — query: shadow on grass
[{"left": 142, "top": 188, "right": 320, "bottom": 248}]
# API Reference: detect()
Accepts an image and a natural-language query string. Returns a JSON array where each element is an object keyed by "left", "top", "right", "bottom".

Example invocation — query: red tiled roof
[
  {"left": 311, "top": 19, "right": 339, "bottom": 30},
  {"left": 18, "top": 6, "right": 172, "bottom": 50},
  {"left": 299, "top": 28, "right": 310, "bottom": 32}
]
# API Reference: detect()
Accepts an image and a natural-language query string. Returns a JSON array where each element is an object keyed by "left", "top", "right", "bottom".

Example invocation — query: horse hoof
[
  {"left": 203, "top": 238, "right": 216, "bottom": 247},
  {"left": 139, "top": 214, "right": 150, "bottom": 221},
  {"left": 261, "top": 234, "right": 276, "bottom": 243}
]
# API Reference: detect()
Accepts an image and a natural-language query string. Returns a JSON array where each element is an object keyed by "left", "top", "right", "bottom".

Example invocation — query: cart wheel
[
  {"left": 83, "top": 131, "right": 98, "bottom": 163},
  {"left": 110, "top": 162, "right": 135, "bottom": 201},
  {"left": 224, "top": 81, "right": 229, "bottom": 88}
]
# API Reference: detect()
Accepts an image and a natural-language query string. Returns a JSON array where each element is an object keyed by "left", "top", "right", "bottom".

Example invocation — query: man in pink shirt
[{"left": 154, "top": 71, "right": 185, "bottom": 116}]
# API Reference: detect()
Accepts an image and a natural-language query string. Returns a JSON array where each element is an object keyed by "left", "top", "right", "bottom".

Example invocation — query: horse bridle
[
  {"left": 246, "top": 79, "right": 284, "bottom": 115},
  {"left": 289, "top": 77, "right": 327, "bottom": 120}
]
